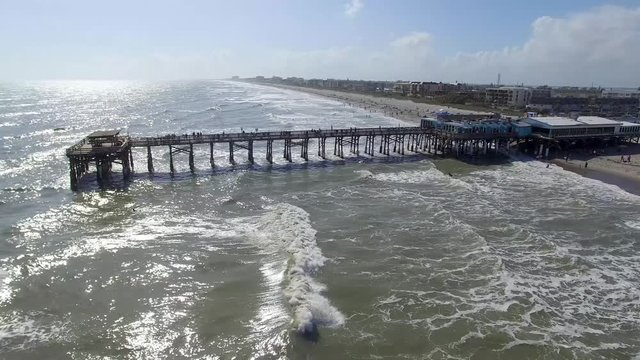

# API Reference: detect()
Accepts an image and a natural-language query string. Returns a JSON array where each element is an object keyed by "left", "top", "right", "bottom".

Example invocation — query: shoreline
[
  {"left": 258, "top": 82, "right": 640, "bottom": 196},
  {"left": 264, "top": 83, "right": 493, "bottom": 125},
  {"left": 550, "top": 153, "right": 640, "bottom": 196}
]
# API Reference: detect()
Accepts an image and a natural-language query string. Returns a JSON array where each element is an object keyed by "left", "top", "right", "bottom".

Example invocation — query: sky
[{"left": 1, "top": 0, "right": 639, "bottom": 87}]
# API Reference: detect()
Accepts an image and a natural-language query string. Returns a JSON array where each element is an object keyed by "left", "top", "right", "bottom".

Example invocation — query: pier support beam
[
  {"left": 189, "top": 144, "right": 195, "bottom": 173},
  {"left": 122, "top": 151, "right": 132, "bottom": 180},
  {"left": 147, "top": 146, "right": 154, "bottom": 173},
  {"left": 301, "top": 138, "right": 309, "bottom": 161},
  {"left": 266, "top": 140, "right": 273, "bottom": 163},
  {"left": 334, "top": 137, "right": 344, "bottom": 158},
  {"left": 210, "top": 142, "right": 214, "bottom": 168},
  {"left": 229, "top": 141, "right": 235, "bottom": 164},
  {"left": 284, "top": 139, "right": 292, "bottom": 162},
  {"left": 318, "top": 137, "right": 326, "bottom": 159},
  {"left": 248, "top": 140, "right": 254, "bottom": 164},
  {"left": 69, "top": 160, "right": 78, "bottom": 191},
  {"left": 169, "top": 146, "right": 175, "bottom": 174},
  {"left": 129, "top": 148, "right": 134, "bottom": 172}
]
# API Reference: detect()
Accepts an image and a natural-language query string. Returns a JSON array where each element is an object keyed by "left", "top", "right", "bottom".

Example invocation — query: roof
[
  {"left": 487, "top": 86, "right": 531, "bottom": 91},
  {"left": 603, "top": 89, "right": 640, "bottom": 94},
  {"left": 513, "top": 122, "right": 532, "bottom": 128},
  {"left": 527, "top": 117, "right": 581, "bottom": 127},
  {"left": 444, "top": 122, "right": 470, "bottom": 128},
  {"left": 620, "top": 121, "right": 640, "bottom": 127},
  {"left": 87, "top": 130, "right": 120, "bottom": 138},
  {"left": 576, "top": 116, "right": 621, "bottom": 126},
  {"left": 499, "top": 86, "right": 531, "bottom": 91}
]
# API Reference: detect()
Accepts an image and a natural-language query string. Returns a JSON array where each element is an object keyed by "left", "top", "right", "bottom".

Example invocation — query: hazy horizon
[{"left": 2, "top": 0, "right": 640, "bottom": 87}]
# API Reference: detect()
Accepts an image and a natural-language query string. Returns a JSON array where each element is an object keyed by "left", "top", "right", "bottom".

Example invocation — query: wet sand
[{"left": 550, "top": 144, "right": 640, "bottom": 196}]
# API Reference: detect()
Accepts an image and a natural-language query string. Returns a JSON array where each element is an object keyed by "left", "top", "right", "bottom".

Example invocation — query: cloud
[
  {"left": 276, "top": 5, "right": 640, "bottom": 86},
  {"left": 344, "top": 0, "right": 364, "bottom": 17},
  {"left": 444, "top": 5, "right": 640, "bottom": 86},
  {"left": 390, "top": 32, "right": 432, "bottom": 48},
  {"left": 263, "top": 5, "right": 640, "bottom": 86},
  {"left": 253, "top": 33, "right": 437, "bottom": 81}
]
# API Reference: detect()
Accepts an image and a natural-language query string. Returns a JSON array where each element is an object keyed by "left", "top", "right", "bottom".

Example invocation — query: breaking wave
[{"left": 250, "top": 203, "right": 344, "bottom": 335}]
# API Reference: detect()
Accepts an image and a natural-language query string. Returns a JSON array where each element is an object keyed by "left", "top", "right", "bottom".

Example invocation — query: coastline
[
  {"left": 264, "top": 83, "right": 493, "bottom": 125},
  {"left": 255, "top": 82, "right": 640, "bottom": 196}
]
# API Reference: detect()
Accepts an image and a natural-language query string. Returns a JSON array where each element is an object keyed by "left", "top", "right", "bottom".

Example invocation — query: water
[{"left": 1, "top": 80, "right": 639, "bottom": 359}]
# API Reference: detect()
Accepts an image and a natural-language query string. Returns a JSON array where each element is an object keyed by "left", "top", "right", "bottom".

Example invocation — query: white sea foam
[
  {"left": 624, "top": 220, "right": 640, "bottom": 230},
  {"left": 371, "top": 166, "right": 471, "bottom": 190},
  {"left": 248, "top": 203, "right": 345, "bottom": 334},
  {"left": 0, "top": 269, "right": 9, "bottom": 304},
  {"left": 354, "top": 169, "right": 374, "bottom": 179},
  {"left": 0, "top": 312, "right": 68, "bottom": 351},
  {"left": 0, "top": 111, "right": 39, "bottom": 118}
]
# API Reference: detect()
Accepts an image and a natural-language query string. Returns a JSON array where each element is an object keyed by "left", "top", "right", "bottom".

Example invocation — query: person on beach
[
  {"left": 628, "top": 155, "right": 631, "bottom": 163},
  {"left": 585, "top": 161, "right": 588, "bottom": 168}
]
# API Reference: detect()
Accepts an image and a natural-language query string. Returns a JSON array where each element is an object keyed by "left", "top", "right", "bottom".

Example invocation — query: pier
[{"left": 66, "top": 125, "right": 517, "bottom": 190}]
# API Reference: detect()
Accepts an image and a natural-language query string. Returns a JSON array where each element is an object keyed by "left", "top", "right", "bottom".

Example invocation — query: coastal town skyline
[{"left": 1, "top": 1, "right": 639, "bottom": 87}]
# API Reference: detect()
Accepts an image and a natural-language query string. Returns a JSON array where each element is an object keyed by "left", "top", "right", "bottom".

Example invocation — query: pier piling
[
  {"left": 169, "top": 146, "right": 175, "bottom": 173},
  {"left": 248, "top": 140, "right": 254, "bottom": 164},
  {"left": 147, "top": 146, "right": 154, "bottom": 173},
  {"left": 266, "top": 140, "right": 273, "bottom": 163},
  {"left": 210, "top": 142, "right": 214, "bottom": 168},
  {"left": 229, "top": 141, "right": 234, "bottom": 164},
  {"left": 189, "top": 144, "right": 195, "bottom": 173}
]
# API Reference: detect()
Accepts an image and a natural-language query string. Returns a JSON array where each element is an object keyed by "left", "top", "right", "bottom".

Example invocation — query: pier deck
[
  {"left": 66, "top": 126, "right": 517, "bottom": 190},
  {"left": 129, "top": 126, "right": 514, "bottom": 146}
]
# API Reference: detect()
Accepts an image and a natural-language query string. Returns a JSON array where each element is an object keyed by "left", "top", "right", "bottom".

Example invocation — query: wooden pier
[
  {"left": 66, "top": 130, "right": 133, "bottom": 191},
  {"left": 66, "top": 126, "right": 517, "bottom": 190}
]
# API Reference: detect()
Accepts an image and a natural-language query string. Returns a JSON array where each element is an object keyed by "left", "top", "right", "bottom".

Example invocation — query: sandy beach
[
  {"left": 550, "top": 143, "right": 640, "bottom": 195},
  {"left": 273, "top": 84, "right": 493, "bottom": 125}
]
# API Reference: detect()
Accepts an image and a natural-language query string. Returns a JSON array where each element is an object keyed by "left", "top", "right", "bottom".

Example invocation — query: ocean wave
[
  {"left": 0, "top": 111, "right": 39, "bottom": 118},
  {"left": 249, "top": 203, "right": 345, "bottom": 335},
  {"left": 354, "top": 169, "right": 374, "bottom": 179},
  {"left": 469, "top": 160, "right": 640, "bottom": 204},
  {"left": 371, "top": 167, "right": 471, "bottom": 189}
]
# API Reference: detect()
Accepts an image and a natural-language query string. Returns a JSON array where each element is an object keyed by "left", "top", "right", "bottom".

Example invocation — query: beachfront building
[
  {"left": 485, "top": 87, "right": 532, "bottom": 107},
  {"left": 393, "top": 82, "right": 411, "bottom": 95},
  {"left": 420, "top": 117, "right": 530, "bottom": 137},
  {"left": 602, "top": 89, "right": 640, "bottom": 99},
  {"left": 523, "top": 116, "right": 620, "bottom": 139},
  {"left": 523, "top": 116, "right": 640, "bottom": 139},
  {"left": 520, "top": 115, "right": 640, "bottom": 157}
]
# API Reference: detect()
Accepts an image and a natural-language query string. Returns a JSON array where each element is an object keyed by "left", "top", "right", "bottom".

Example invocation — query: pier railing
[
  {"left": 130, "top": 127, "right": 431, "bottom": 147},
  {"left": 129, "top": 127, "right": 517, "bottom": 147}
]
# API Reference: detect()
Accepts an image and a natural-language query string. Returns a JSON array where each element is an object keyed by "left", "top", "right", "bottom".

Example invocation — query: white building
[
  {"left": 485, "top": 87, "right": 532, "bottom": 107},
  {"left": 602, "top": 89, "right": 640, "bottom": 99},
  {"left": 524, "top": 116, "right": 620, "bottom": 139}
]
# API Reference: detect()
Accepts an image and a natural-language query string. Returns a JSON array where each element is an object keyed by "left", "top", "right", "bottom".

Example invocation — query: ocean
[{"left": 1, "top": 80, "right": 639, "bottom": 359}]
